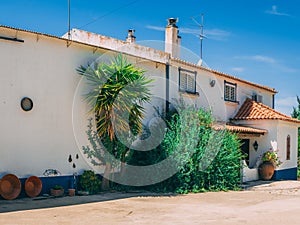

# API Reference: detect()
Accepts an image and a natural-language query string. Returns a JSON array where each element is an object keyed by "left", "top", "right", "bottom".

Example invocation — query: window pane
[
  {"left": 224, "top": 82, "right": 236, "bottom": 101},
  {"left": 187, "top": 74, "right": 195, "bottom": 92},
  {"left": 180, "top": 73, "right": 187, "bottom": 90},
  {"left": 179, "top": 70, "right": 196, "bottom": 93}
]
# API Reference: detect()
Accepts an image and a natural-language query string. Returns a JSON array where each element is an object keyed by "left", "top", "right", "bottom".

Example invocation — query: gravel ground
[{"left": 1, "top": 181, "right": 300, "bottom": 225}]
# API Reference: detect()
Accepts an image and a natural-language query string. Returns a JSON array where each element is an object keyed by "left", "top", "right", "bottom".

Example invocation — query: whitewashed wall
[
  {"left": 0, "top": 26, "right": 295, "bottom": 182},
  {"left": 0, "top": 27, "right": 168, "bottom": 178},
  {"left": 169, "top": 60, "right": 275, "bottom": 122},
  {"left": 236, "top": 120, "right": 298, "bottom": 171}
]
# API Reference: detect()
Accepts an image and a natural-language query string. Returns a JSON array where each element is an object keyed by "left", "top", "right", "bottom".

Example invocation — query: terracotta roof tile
[
  {"left": 232, "top": 98, "right": 300, "bottom": 124},
  {"left": 213, "top": 123, "right": 267, "bottom": 135}
]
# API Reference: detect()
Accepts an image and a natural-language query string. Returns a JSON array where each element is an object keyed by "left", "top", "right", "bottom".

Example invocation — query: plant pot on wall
[
  {"left": 68, "top": 188, "right": 75, "bottom": 196},
  {"left": 50, "top": 186, "right": 64, "bottom": 197},
  {"left": 258, "top": 161, "right": 275, "bottom": 180}
]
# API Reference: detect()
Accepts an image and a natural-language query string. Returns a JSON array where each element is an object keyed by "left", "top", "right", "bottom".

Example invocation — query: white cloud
[
  {"left": 265, "top": 5, "right": 291, "bottom": 17},
  {"left": 235, "top": 55, "right": 297, "bottom": 73},
  {"left": 231, "top": 67, "right": 245, "bottom": 72},
  {"left": 251, "top": 55, "right": 276, "bottom": 64},
  {"left": 146, "top": 25, "right": 231, "bottom": 41},
  {"left": 277, "top": 65, "right": 298, "bottom": 73},
  {"left": 204, "top": 29, "right": 231, "bottom": 41},
  {"left": 235, "top": 55, "right": 276, "bottom": 64},
  {"left": 145, "top": 25, "right": 165, "bottom": 32},
  {"left": 276, "top": 96, "right": 298, "bottom": 115}
]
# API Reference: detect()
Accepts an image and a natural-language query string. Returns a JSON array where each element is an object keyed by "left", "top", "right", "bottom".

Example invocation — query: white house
[{"left": 0, "top": 18, "right": 299, "bottom": 193}]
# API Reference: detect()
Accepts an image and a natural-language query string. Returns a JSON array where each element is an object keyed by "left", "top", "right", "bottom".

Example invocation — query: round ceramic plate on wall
[{"left": 21, "top": 97, "right": 33, "bottom": 111}]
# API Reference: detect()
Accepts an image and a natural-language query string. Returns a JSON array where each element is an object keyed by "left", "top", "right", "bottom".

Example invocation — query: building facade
[{"left": 0, "top": 18, "right": 299, "bottom": 192}]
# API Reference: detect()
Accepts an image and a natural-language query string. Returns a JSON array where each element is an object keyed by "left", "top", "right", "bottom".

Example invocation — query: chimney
[
  {"left": 165, "top": 18, "right": 181, "bottom": 58},
  {"left": 126, "top": 29, "right": 136, "bottom": 43}
]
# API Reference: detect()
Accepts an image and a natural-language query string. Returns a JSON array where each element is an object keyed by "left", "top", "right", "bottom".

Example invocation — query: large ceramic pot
[{"left": 259, "top": 161, "right": 275, "bottom": 180}]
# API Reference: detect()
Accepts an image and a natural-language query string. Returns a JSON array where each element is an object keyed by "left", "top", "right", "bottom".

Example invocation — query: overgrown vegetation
[
  {"left": 79, "top": 54, "right": 243, "bottom": 193},
  {"left": 291, "top": 96, "right": 300, "bottom": 177},
  {"left": 78, "top": 54, "right": 152, "bottom": 190},
  {"left": 78, "top": 170, "right": 102, "bottom": 194},
  {"left": 114, "top": 106, "right": 243, "bottom": 193}
]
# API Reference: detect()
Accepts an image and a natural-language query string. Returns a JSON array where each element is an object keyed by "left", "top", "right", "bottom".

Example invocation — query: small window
[
  {"left": 21, "top": 97, "right": 33, "bottom": 111},
  {"left": 252, "top": 94, "right": 263, "bottom": 103},
  {"left": 179, "top": 68, "right": 196, "bottom": 94},
  {"left": 224, "top": 81, "right": 237, "bottom": 102},
  {"left": 286, "top": 135, "right": 291, "bottom": 160}
]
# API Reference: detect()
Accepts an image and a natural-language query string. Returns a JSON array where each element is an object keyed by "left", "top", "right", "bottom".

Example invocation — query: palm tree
[{"left": 77, "top": 54, "right": 152, "bottom": 190}]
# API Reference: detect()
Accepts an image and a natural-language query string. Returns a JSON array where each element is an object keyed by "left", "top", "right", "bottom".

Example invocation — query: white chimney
[
  {"left": 165, "top": 18, "right": 181, "bottom": 58},
  {"left": 126, "top": 29, "right": 136, "bottom": 43}
]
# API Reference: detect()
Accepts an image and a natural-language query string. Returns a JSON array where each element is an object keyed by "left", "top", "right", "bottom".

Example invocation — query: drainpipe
[
  {"left": 272, "top": 94, "right": 275, "bottom": 109},
  {"left": 166, "top": 63, "right": 170, "bottom": 114}
]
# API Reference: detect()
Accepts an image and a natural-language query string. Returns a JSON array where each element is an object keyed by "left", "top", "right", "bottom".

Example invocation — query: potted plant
[
  {"left": 259, "top": 149, "right": 282, "bottom": 180},
  {"left": 50, "top": 185, "right": 64, "bottom": 197}
]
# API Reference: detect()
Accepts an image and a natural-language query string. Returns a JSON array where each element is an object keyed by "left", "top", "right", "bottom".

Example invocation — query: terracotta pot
[
  {"left": 0, "top": 174, "right": 21, "bottom": 200},
  {"left": 50, "top": 188, "right": 64, "bottom": 197},
  {"left": 25, "top": 176, "right": 42, "bottom": 198},
  {"left": 68, "top": 188, "right": 75, "bottom": 196},
  {"left": 259, "top": 161, "right": 275, "bottom": 180}
]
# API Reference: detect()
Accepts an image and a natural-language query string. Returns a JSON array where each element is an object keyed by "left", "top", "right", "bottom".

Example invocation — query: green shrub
[
  {"left": 162, "top": 106, "right": 243, "bottom": 193},
  {"left": 52, "top": 185, "right": 64, "bottom": 190},
  {"left": 117, "top": 105, "right": 243, "bottom": 193},
  {"left": 79, "top": 170, "right": 101, "bottom": 194}
]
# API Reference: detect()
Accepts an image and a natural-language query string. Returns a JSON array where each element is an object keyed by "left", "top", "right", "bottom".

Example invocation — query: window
[
  {"left": 286, "top": 135, "right": 291, "bottom": 160},
  {"left": 179, "top": 68, "right": 196, "bottom": 94},
  {"left": 224, "top": 81, "right": 237, "bottom": 102},
  {"left": 21, "top": 97, "right": 33, "bottom": 112},
  {"left": 252, "top": 94, "right": 263, "bottom": 103}
]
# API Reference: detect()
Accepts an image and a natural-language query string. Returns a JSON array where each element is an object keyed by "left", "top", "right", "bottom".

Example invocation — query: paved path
[{"left": 1, "top": 181, "right": 300, "bottom": 225}]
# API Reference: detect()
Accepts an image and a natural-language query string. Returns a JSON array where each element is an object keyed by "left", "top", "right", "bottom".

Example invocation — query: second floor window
[
  {"left": 224, "top": 81, "right": 237, "bottom": 102},
  {"left": 179, "top": 68, "right": 196, "bottom": 94}
]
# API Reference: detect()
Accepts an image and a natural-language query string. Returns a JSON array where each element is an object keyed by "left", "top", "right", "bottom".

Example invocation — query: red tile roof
[
  {"left": 213, "top": 123, "right": 267, "bottom": 135},
  {"left": 232, "top": 98, "right": 300, "bottom": 124}
]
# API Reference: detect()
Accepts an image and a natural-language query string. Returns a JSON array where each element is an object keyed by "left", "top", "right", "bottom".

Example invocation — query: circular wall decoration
[{"left": 21, "top": 97, "right": 33, "bottom": 111}]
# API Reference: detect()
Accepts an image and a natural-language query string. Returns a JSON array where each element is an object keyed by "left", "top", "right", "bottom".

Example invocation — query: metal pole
[
  {"left": 68, "top": 0, "right": 71, "bottom": 40},
  {"left": 200, "top": 14, "right": 204, "bottom": 61}
]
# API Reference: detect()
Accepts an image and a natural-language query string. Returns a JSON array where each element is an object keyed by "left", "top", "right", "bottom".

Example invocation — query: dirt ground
[{"left": 1, "top": 181, "right": 300, "bottom": 225}]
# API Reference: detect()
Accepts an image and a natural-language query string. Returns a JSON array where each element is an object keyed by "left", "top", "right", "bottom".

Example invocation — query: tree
[
  {"left": 292, "top": 96, "right": 300, "bottom": 119},
  {"left": 78, "top": 54, "right": 152, "bottom": 190},
  {"left": 291, "top": 96, "right": 300, "bottom": 176}
]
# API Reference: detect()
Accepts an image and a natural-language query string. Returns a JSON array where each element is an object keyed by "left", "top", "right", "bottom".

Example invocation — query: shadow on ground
[{"left": 0, "top": 191, "right": 176, "bottom": 213}]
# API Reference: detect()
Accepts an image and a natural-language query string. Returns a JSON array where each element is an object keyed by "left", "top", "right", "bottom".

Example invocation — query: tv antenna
[
  {"left": 68, "top": 0, "right": 71, "bottom": 40},
  {"left": 191, "top": 14, "right": 206, "bottom": 63}
]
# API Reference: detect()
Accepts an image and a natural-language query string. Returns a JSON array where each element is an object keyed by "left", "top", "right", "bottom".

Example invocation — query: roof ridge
[
  {"left": 248, "top": 98, "right": 295, "bottom": 119},
  {"left": 232, "top": 98, "right": 300, "bottom": 124}
]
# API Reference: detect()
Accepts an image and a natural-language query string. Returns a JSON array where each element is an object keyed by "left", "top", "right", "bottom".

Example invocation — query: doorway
[{"left": 240, "top": 139, "right": 250, "bottom": 166}]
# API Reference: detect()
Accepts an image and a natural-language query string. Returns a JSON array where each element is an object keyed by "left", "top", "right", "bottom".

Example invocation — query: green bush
[
  {"left": 118, "top": 105, "right": 243, "bottom": 193},
  {"left": 163, "top": 106, "right": 243, "bottom": 193},
  {"left": 79, "top": 170, "right": 102, "bottom": 194}
]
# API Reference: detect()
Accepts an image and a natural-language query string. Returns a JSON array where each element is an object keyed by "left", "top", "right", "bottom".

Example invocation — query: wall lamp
[{"left": 253, "top": 141, "right": 258, "bottom": 151}]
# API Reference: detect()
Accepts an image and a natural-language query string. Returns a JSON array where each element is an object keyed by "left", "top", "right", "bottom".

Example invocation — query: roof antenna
[
  {"left": 191, "top": 14, "right": 206, "bottom": 65},
  {"left": 68, "top": 0, "right": 71, "bottom": 41}
]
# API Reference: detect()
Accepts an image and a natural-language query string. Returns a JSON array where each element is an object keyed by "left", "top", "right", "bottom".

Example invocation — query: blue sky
[{"left": 1, "top": 0, "right": 299, "bottom": 115}]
